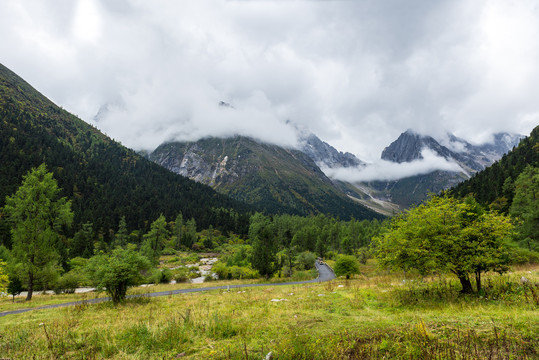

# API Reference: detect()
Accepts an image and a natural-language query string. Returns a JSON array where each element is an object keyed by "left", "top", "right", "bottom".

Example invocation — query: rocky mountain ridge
[
  {"left": 149, "top": 136, "right": 381, "bottom": 220},
  {"left": 381, "top": 129, "right": 522, "bottom": 173},
  {"left": 298, "top": 132, "right": 364, "bottom": 169}
]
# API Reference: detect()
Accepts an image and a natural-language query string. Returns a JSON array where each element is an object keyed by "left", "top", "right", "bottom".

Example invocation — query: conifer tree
[
  {"left": 2, "top": 164, "right": 73, "bottom": 300},
  {"left": 141, "top": 214, "right": 169, "bottom": 264}
]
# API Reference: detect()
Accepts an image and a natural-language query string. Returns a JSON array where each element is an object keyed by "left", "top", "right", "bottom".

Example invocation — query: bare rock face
[
  {"left": 381, "top": 129, "right": 523, "bottom": 173},
  {"left": 298, "top": 132, "right": 365, "bottom": 169},
  {"left": 150, "top": 141, "right": 241, "bottom": 187},
  {"left": 148, "top": 135, "right": 382, "bottom": 220}
]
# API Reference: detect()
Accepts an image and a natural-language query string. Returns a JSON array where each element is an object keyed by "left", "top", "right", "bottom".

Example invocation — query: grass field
[{"left": 1, "top": 263, "right": 538, "bottom": 359}]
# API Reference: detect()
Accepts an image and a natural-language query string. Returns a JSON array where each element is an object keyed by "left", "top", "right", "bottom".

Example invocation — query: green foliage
[
  {"left": 295, "top": 251, "right": 317, "bottom": 270},
  {"left": 147, "top": 268, "right": 173, "bottom": 284},
  {"left": 203, "top": 225, "right": 215, "bottom": 250},
  {"left": 212, "top": 262, "right": 258, "bottom": 280},
  {"left": 452, "top": 125, "right": 539, "bottom": 209},
  {"left": 334, "top": 255, "right": 361, "bottom": 279},
  {"left": 151, "top": 136, "right": 383, "bottom": 221},
  {"left": 6, "top": 273, "right": 23, "bottom": 300},
  {"left": 218, "top": 244, "right": 252, "bottom": 267},
  {"left": 85, "top": 245, "right": 151, "bottom": 304},
  {"left": 113, "top": 216, "right": 128, "bottom": 248},
  {"left": 249, "top": 213, "right": 278, "bottom": 278},
  {"left": 0, "top": 63, "right": 251, "bottom": 247},
  {"left": 374, "top": 196, "right": 514, "bottom": 293},
  {"left": 70, "top": 222, "right": 94, "bottom": 258},
  {"left": 0, "top": 260, "right": 8, "bottom": 294},
  {"left": 510, "top": 165, "right": 539, "bottom": 251},
  {"left": 182, "top": 218, "right": 198, "bottom": 250},
  {"left": 2, "top": 164, "right": 73, "bottom": 300},
  {"left": 141, "top": 215, "right": 169, "bottom": 265},
  {"left": 54, "top": 271, "right": 83, "bottom": 294}
]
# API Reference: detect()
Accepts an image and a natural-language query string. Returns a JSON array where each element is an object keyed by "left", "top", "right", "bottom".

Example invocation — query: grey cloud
[
  {"left": 322, "top": 149, "right": 465, "bottom": 182},
  {"left": 0, "top": 0, "right": 537, "bottom": 178}
]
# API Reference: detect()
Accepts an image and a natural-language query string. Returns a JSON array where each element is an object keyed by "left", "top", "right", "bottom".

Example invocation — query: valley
[{"left": 1, "top": 62, "right": 538, "bottom": 360}]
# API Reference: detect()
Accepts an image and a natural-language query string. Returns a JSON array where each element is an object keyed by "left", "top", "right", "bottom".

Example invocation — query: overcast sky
[{"left": 1, "top": 0, "right": 538, "bottom": 178}]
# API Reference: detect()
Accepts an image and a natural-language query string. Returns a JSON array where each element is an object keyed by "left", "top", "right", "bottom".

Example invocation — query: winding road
[{"left": 0, "top": 262, "right": 335, "bottom": 317}]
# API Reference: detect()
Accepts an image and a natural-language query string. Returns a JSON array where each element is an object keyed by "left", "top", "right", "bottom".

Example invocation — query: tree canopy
[
  {"left": 2, "top": 164, "right": 73, "bottom": 300},
  {"left": 374, "top": 196, "right": 514, "bottom": 293},
  {"left": 334, "top": 255, "right": 361, "bottom": 279},
  {"left": 85, "top": 245, "right": 150, "bottom": 304},
  {"left": 510, "top": 166, "right": 539, "bottom": 251}
]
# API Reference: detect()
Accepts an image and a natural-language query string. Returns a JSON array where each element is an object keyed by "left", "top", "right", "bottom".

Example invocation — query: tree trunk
[
  {"left": 26, "top": 272, "right": 33, "bottom": 301},
  {"left": 475, "top": 271, "right": 482, "bottom": 293},
  {"left": 457, "top": 273, "right": 474, "bottom": 294}
]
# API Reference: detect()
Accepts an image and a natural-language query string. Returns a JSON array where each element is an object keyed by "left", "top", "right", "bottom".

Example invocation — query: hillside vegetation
[
  {"left": 150, "top": 136, "right": 383, "bottom": 221},
  {"left": 451, "top": 125, "right": 538, "bottom": 210},
  {"left": 0, "top": 63, "right": 250, "bottom": 244}
]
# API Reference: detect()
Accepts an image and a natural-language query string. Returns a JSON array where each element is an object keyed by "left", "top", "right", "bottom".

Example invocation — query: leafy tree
[
  {"left": 334, "top": 255, "right": 360, "bottom": 279},
  {"left": 510, "top": 166, "right": 539, "bottom": 251},
  {"left": 296, "top": 251, "right": 316, "bottom": 270},
  {"left": 85, "top": 245, "right": 150, "bottom": 304},
  {"left": 2, "top": 164, "right": 73, "bottom": 300},
  {"left": 374, "top": 196, "right": 514, "bottom": 293},
  {"left": 141, "top": 214, "right": 169, "bottom": 264}
]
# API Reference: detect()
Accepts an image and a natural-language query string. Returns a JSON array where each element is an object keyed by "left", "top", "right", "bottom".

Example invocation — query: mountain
[
  {"left": 451, "top": 125, "right": 539, "bottom": 209},
  {"left": 334, "top": 129, "right": 523, "bottom": 210},
  {"left": 298, "top": 132, "right": 364, "bottom": 169},
  {"left": 381, "top": 129, "right": 521, "bottom": 172},
  {"left": 0, "top": 63, "right": 250, "bottom": 246},
  {"left": 149, "top": 136, "right": 382, "bottom": 220}
]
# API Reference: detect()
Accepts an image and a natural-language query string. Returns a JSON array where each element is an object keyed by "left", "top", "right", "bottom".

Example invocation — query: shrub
[
  {"left": 334, "top": 255, "right": 361, "bottom": 279},
  {"left": 161, "top": 248, "right": 177, "bottom": 256},
  {"left": 296, "top": 251, "right": 316, "bottom": 270},
  {"left": 85, "top": 245, "right": 151, "bottom": 304},
  {"left": 55, "top": 271, "right": 83, "bottom": 294},
  {"left": 213, "top": 262, "right": 258, "bottom": 280},
  {"left": 173, "top": 268, "right": 190, "bottom": 283}
]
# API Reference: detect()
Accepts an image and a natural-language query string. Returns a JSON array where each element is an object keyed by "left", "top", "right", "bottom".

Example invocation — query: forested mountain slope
[
  {"left": 150, "top": 136, "right": 383, "bottom": 220},
  {"left": 0, "top": 63, "right": 250, "bottom": 244},
  {"left": 450, "top": 125, "right": 539, "bottom": 209}
]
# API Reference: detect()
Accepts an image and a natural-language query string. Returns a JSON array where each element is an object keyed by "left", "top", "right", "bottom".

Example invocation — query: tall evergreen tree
[
  {"left": 70, "top": 222, "right": 94, "bottom": 258},
  {"left": 173, "top": 213, "right": 184, "bottom": 250},
  {"left": 510, "top": 166, "right": 539, "bottom": 250},
  {"left": 113, "top": 216, "right": 129, "bottom": 248},
  {"left": 183, "top": 218, "right": 198, "bottom": 249},
  {"left": 249, "top": 213, "right": 278, "bottom": 278},
  {"left": 141, "top": 214, "right": 169, "bottom": 264},
  {"left": 2, "top": 164, "right": 73, "bottom": 300}
]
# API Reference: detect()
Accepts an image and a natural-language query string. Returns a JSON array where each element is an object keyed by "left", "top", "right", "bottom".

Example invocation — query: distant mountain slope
[
  {"left": 450, "top": 125, "right": 539, "bottom": 209},
  {"left": 0, "top": 63, "right": 250, "bottom": 244},
  {"left": 356, "top": 129, "right": 523, "bottom": 208},
  {"left": 381, "top": 129, "right": 521, "bottom": 172},
  {"left": 298, "top": 132, "right": 364, "bottom": 169},
  {"left": 149, "top": 136, "right": 382, "bottom": 220}
]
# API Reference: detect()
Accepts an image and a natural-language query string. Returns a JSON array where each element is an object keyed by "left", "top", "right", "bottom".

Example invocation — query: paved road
[{"left": 0, "top": 263, "right": 335, "bottom": 317}]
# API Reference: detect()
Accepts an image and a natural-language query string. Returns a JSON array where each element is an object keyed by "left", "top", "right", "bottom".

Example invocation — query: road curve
[{"left": 0, "top": 263, "right": 335, "bottom": 318}]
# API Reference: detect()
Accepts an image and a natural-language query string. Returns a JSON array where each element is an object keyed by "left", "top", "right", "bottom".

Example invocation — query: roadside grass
[
  {"left": 0, "top": 273, "right": 320, "bottom": 313},
  {"left": 1, "top": 264, "right": 537, "bottom": 359}
]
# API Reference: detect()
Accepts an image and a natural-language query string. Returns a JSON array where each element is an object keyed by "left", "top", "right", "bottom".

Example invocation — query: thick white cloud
[
  {"left": 322, "top": 149, "right": 465, "bottom": 182},
  {"left": 0, "top": 0, "right": 538, "bottom": 172}
]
